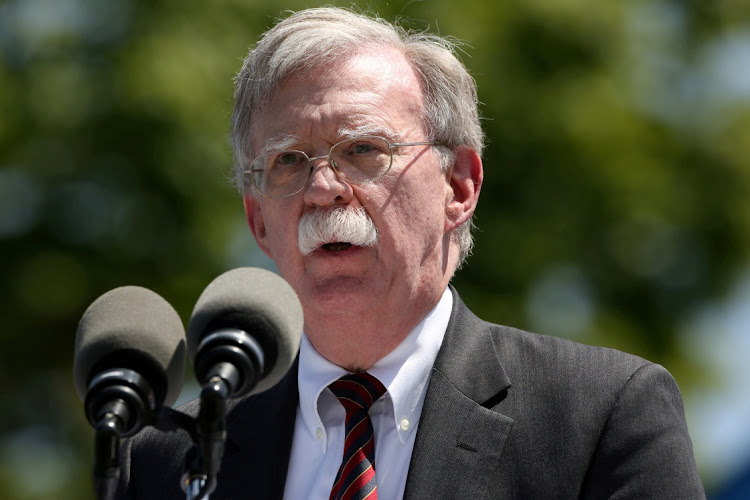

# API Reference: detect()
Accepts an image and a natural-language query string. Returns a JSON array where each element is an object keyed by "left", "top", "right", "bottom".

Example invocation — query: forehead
[{"left": 249, "top": 47, "right": 426, "bottom": 151}]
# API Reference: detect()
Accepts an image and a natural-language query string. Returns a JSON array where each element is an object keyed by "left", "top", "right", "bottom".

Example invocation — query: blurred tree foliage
[{"left": 1, "top": 0, "right": 748, "bottom": 498}]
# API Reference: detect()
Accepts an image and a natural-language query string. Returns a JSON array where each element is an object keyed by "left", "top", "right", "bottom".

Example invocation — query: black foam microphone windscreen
[
  {"left": 74, "top": 286, "right": 187, "bottom": 408},
  {"left": 187, "top": 267, "right": 303, "bottom": 396}
]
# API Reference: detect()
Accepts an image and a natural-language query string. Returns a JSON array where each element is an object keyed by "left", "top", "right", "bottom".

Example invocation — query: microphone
[
  {"left": 183, "top": 267, "right": 302, "bottom": 495},
  {"left": 187, "top": 267, "right": 303, "bottom": 398},
  {"left": 74, "top": 286, "right": 187, "bottom": 499},
  {"left": 74, "top": 285, "right": 187, "bottom": 435}
]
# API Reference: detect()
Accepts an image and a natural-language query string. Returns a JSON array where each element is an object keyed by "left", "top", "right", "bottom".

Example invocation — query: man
[{"left": 117, "top": 7, "right": 704, "bottom": 499}]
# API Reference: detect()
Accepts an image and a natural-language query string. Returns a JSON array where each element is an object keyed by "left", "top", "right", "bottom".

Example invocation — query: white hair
[
  {"left": 298, "top": 206, "right": 378, "bottom": 255},
  {"left": 231, "top": 7, "right": 483, "bottom": 267}
]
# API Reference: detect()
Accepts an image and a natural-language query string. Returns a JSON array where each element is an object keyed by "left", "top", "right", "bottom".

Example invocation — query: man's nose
[
  {"left": 303, "top": 155, "right": 352, "bottom": 206},
  {"left": 308, "top": 155, "right": 339, "bottom": 182}
]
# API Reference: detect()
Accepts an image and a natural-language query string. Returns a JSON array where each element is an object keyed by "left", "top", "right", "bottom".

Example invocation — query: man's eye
[
  {"left": 345, "top": 139, "right": 389, "bottom": 156},
  {"left": 352, "top": 142, "right": 375, "bottom": 154},
  {"left": 277, "top": 152, "right": 304, "bottom": 165}
]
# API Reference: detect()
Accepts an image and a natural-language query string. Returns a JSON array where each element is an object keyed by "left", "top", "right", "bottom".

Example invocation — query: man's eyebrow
[
  {"left": 256, "top": 126, "right": 403, "bottom": 156},
  {"left": 257, "top": 134, "right": 301, "bottom": 156},
  {"left": 337, "top": 124, "right": 403, "bottom": 142}
]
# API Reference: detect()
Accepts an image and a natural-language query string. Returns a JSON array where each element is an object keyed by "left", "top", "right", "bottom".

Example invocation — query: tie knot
[{"left": 329, "top": 372, "right": 386, "bottom": 412}]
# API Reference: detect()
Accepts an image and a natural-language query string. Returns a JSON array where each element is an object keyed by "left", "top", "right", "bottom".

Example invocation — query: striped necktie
[{"left": 328, "top": 372, "right": 387, "bottom": 500}]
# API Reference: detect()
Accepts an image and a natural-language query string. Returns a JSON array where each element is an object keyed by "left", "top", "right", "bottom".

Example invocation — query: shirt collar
[{"left": 297, "top": 288, "right": 453, "bottom": 449}]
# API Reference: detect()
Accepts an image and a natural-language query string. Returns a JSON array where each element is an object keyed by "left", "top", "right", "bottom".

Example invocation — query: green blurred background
[{"left": 1, "top": 0, "right": 749, "bottom": 498}]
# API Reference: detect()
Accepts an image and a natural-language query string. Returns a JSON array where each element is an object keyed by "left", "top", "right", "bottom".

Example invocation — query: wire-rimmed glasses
[{"left": 245, "top": 135, "right": 441, "bottom": 198}]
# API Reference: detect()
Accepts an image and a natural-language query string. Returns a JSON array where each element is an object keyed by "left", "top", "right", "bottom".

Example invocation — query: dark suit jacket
[{"left": 116, "top": 288, "right": 705, "bottom": 499}]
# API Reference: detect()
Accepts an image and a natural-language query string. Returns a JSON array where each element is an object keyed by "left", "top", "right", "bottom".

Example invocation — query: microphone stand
[
  {"left": 93, "top": 412, "right": 123, "bottom": 500},
  {"left": 181, "top": 444, "right": 216, "bottom": 500},
  {"left": 182, "top": 371, "right": 234, "bottom": 500},
  {"left": 144, "top": 407, "right": 214, "bottom": 500},
  {"left": 85, "top": 384, "right": 221, "bottom": 500},
  {"left": 85, "top": 368, "right": 152, "bottom": 500},
  {"left": 86, "top": 328, "right": 266, "bottom": 500}
]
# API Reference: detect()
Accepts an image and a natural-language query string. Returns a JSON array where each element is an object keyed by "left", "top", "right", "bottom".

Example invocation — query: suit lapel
[
  {"left": 404, "top": 288, "right": 514, "bottom": 500},
  {"left": 213, "top": 360, "right": 300, "bottom": 500}
]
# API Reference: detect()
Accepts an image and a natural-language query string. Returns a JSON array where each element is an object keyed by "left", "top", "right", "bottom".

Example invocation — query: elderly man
[{"left": 117, "top": 7, "right": 704, "bottom": 499}]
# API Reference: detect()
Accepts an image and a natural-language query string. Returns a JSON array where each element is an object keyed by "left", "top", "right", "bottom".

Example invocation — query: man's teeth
[{"left": 322, "top": 242, "right": 352, "bottom": 251}]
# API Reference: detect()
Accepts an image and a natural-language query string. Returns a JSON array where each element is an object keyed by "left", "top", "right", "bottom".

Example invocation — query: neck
[
  {"left": 303, "top": 240, "right": 460, "bottom": 371},
  {"left": 303, "top": 287, "right": 447, "bottom": 371}
]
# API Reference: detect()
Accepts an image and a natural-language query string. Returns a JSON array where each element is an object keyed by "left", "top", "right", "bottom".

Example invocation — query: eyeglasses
[{"left": 245, "top": 135, "right": 442, "bottom": 198}]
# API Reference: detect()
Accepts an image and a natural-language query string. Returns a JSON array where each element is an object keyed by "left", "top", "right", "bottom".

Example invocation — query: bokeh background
[{"left": 1, "top": 0, "right": 749, "bottom": 498}]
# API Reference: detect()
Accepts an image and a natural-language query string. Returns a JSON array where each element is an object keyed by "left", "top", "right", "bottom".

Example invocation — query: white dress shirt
[{"left": 283, "top": 288, "right": 453, "bottom": 500}]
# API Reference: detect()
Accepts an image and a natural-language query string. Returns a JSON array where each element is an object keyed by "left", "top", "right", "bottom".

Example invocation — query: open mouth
[{"left": 321, "top": 242, "right": 353, "bottom": 251}]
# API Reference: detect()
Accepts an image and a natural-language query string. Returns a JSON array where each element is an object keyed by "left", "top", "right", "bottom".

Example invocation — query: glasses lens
[
  {"left": 330, "top": 136, "right": 392, "bottom": 183},
  {"left": 251, "top": 150, "right": 310, "bottom": 197}
]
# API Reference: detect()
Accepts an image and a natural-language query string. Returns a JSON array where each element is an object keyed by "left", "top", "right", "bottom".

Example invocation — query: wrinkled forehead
[{"left": 248, "top": 47, "right": 426, "bottom": 154}]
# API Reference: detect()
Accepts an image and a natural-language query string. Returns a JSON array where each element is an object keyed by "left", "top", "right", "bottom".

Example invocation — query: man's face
[{"left": 242, "top": 47, "right": 462, "bottom": 362}]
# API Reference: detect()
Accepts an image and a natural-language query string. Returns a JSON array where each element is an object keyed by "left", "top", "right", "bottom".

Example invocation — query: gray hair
[{"left": 231, "top": 7, "right": 484, "bottom": 267}]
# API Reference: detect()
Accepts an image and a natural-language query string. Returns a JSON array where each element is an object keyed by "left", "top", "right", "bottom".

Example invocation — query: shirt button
[
  {"left": 399, "top": 418, "right": 410, "bottom": 431},
  {"left": 316, "top": 428, "right": 323, "bottom": 440}
]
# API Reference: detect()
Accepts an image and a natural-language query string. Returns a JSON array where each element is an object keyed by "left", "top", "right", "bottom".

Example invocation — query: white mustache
[{"left": 298, "top": 206, "right": 378, "bottom": 255}]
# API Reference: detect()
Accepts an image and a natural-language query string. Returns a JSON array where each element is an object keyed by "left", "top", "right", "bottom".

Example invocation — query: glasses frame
[{"left": 245, "top": 135, "right": 443, "bottom": 198}]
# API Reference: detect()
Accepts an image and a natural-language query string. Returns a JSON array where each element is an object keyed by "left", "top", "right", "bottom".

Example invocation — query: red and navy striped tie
[{"left": 328, "top": 372, "right": 387, "bottom": 500}]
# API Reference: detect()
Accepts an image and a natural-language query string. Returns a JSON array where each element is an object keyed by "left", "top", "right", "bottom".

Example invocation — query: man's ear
[
  {"left": 242, "top": 193, "right": 272, "bottom": 258},
  {"left": 445, "top": 146, "right": 483, "bottom": 231}
]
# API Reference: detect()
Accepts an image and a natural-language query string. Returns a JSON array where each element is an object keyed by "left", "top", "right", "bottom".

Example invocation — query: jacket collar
[{"left": 404, "top": 286, "right": 514, "bottom": 499}]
